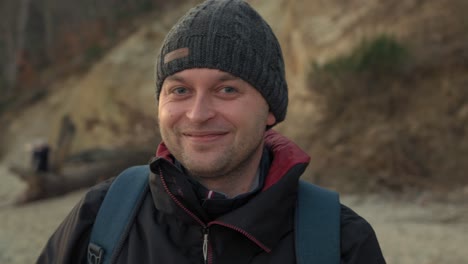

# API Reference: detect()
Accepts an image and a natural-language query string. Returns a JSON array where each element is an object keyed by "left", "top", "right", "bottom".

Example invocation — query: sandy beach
[{"left": 1, "top": 164, "right": 467, "bottom": 264}]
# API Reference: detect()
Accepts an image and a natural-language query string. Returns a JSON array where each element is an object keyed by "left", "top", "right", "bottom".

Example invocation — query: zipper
[
  {"left": 203, "top": 228, "right": 209, "bottom": 264},
  {"left": 158, "top": 167, "right": 270, "bottom": 263},
  {"left": 159, "top": 168, "right": 212, "bottom": 263},
  {"left": 158, "top": 167, "right": 206, "bottom": 226},
  {"left": 208, "top": 221, "right": 272, "bottom": 253}
]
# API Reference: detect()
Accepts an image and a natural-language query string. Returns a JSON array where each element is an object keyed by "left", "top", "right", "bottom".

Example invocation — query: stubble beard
[
  {"left": 182, "top": 137, "right": 264, "bottom": 183},
  {"left": 161, "top": 128, "right": 265, "bottom": 186}
]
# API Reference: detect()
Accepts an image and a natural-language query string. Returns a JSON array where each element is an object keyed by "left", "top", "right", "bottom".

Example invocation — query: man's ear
[{"left": 267, "top": 112, "right": 276, "bottom": 126}]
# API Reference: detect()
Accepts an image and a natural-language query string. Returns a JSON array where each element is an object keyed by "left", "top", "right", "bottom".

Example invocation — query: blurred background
[{"left": 0, "top": 0, "right": 467, "bottom": 263}]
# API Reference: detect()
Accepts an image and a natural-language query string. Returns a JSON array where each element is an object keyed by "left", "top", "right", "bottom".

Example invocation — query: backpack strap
[
  {"left": 88, "top": 165, "right": 149, "bottom": 264},
  {"left": 295, "top": 180, "right": 341, "bottom": 264}
]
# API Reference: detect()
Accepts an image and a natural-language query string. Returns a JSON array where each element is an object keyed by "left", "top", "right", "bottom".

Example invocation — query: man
[{"left": 37, "top": 0, "right": 386, "bottom": 263}]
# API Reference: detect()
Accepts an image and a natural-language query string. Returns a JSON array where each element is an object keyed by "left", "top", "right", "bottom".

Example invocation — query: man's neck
[
  {"left": 177, "top": 146, "right": 269, "bottom": 198},
  {"left": 195, "top": 168, "right": 260, "bottom": 198}
]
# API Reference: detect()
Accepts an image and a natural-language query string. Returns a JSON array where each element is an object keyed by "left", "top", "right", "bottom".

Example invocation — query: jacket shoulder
[
  {"left": 340, "top": 204, "right": 386, "bottom": 264},
  {"left": 36, "top": 178, "right": 115, "bottom": 264}
]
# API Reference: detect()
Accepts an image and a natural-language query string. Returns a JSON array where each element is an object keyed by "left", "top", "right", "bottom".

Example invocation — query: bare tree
[
  {"left": 0, "top": 0, "right": 32, "bottom": 96},
  {"left": 42, "top": 0, "right": 55, "bottom": 63},
  {"left": 0, "top": 0, "right": 16, "bottom": 95}
]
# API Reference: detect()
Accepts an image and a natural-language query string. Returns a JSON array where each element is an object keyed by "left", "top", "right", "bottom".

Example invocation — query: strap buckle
[{"left": 87, "top": 243, "right": 104, "bottom": 264}]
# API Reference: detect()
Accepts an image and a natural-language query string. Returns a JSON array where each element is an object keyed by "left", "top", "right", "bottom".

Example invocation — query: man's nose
[{"left": 186, "top": 95, "right": 215, "bottom": 123}]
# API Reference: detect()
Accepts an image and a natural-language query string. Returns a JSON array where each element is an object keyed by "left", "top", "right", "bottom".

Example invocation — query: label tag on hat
[{"left": 164, "top": 47, "right": 190, "bottom": 64}]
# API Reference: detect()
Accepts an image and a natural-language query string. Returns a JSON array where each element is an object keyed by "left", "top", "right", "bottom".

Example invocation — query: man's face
[{"left": 158, "top": 68, "right": 276, "bottom": 180}]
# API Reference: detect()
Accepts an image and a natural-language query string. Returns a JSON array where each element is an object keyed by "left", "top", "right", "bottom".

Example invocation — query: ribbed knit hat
[{"left": 156, "top": 0, "right": 288, "bottom": 125}]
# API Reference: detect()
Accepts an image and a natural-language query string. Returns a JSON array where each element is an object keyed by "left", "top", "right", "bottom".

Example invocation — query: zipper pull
[{"left": 203, "top": 228, "right": 209, "bottom": 264}]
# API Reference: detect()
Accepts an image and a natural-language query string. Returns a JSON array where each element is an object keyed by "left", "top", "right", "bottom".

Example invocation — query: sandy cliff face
[
  {"left": 254, "top": 0, "right": 468, "bottom": 192},
  {"left": 3, "top": 0, "right": 468, "bottom": 193}
]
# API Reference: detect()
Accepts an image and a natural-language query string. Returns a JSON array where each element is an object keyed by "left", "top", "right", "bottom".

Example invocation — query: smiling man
[{"left": 37, "top": 0, "right": 386, "bottom": 263}]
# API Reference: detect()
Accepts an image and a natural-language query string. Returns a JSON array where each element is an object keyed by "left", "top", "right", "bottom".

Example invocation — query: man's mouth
[{"left": 182, "top": 131, "right": 229, "bottom": 141}]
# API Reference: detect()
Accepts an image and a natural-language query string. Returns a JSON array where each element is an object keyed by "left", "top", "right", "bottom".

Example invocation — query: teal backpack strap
[
  {"left": 87, "top": 165, "right": 149, "bottom": 264},
  {"left": 296, "top": 180, "right": 341, "bottom": 264}
]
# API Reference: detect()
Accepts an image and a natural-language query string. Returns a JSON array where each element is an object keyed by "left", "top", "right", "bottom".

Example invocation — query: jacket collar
[
  {"left": 150, "top": 130, "right": 311, "bottom": 252},
  {"left": 262, "top": 130, "right": 310, "bottom": 190}
]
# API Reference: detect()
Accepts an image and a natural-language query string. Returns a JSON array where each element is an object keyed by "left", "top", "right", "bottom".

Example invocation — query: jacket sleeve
[
  {"left": 36, "top": 180, "right": 112, "bottom": 264},
  {"left": 340, "top": 205, "right": 386, "bottom": 264}
]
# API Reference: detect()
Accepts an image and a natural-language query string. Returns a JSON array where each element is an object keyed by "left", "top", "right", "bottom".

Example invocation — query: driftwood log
[{"left": 9, "top": 147, "right": 154, "bottom": 204}]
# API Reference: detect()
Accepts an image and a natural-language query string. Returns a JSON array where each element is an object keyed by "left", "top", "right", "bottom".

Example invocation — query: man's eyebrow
[
  {"left": 218, "top": 72, "right": 239, "bottom": 82},
  {"left": 165, "top": 72, "right": 240, "bottom": 82},
  {"left": 165, "top": 75, "right": 185, "bottom": 82}
]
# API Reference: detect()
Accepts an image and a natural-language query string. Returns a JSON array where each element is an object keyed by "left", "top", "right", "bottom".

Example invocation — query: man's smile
[{"left": 182, "top": 131, "right": 230, "bottom": 143}]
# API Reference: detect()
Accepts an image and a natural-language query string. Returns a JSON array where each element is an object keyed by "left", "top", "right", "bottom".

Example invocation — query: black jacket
[{"left": 37, "top": 131, "right": 386, "bottom": 263}]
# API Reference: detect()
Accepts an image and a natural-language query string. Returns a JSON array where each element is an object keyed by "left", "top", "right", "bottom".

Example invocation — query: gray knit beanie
[{"left": 156, "top": 0, "right": 288, "bottom": 124}]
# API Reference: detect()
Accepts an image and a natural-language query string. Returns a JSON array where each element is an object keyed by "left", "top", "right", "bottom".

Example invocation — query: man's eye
[
  {"left": 221, "top": 86, "right": 237, "bottom": 93},
  {"left": 172, "top": 87, "right": 188, "bottom": 95}
]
